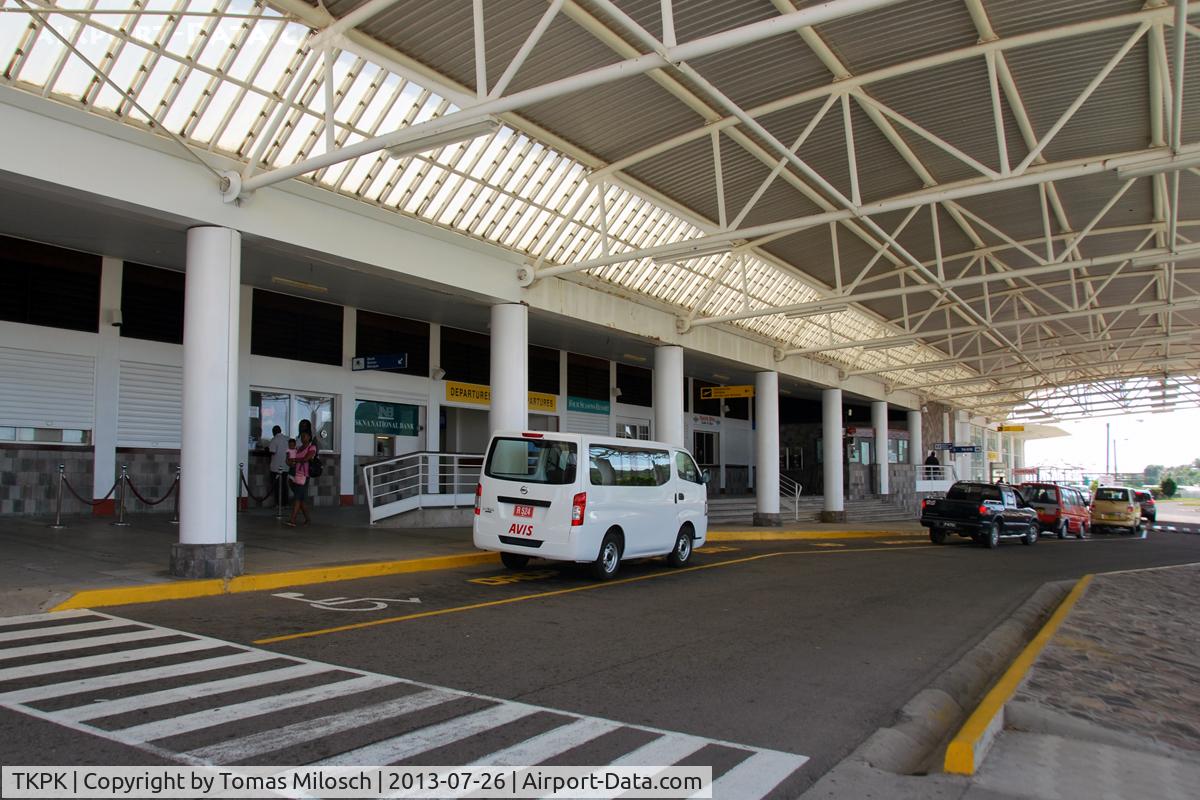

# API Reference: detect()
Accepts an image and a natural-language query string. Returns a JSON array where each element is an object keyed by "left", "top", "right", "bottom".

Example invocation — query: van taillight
[
  {"left": 474, "top": 483, "right": 481, "bottom": 516},
  {"left": 1126, "top": 505, "right": 1134, "bottom": 513},
  {"left": 921, "top": 499, "right": 927, "bottom": 510},
  {"left": 571, "top": 492, "right": 586, "bottom": 526}
]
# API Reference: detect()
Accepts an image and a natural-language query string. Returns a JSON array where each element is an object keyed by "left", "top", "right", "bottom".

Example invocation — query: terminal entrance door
[{"left": 693, "top": 431, "right": 718, "bottom": 496}]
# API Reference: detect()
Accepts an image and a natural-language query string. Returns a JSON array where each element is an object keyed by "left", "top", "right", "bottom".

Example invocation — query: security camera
[{"left": 110, "top": 309, "right": 123, "bottom": 328}]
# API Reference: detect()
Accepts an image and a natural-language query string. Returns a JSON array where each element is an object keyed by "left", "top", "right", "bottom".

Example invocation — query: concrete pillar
[
  {"left": 754, "top": 371, "right": 780, "bottom": 526},
  {"left": 489, "top": 303, "right": 527, "bottom": 434},
  {"left": 173, "top": 227, "right": 242, "bottom": 579},
  {"left": 908, "top": 409, "right": 923, "bottom": 467},
  {"left": 821, "top": 388, "right": 844, "bottom": 522},
  {"left": 426, "top": 323, "right": 441, "bottom": 494},
  {"left": 235, "top": 287, "right": 252, "bottom": 511},
  {"left": 339, "top": 307, "right": 356, "bottom": 506},
  {"left": 608, "top": 360, "right": 618, "bottom": 437},
  {"left": 93, "top": 257, "right": 122, "bottom": 514},
  {"left": 654, "top": 345, "right": 684, "bottom": 448},
  {"left": 955, "top": 410, "right": 971, "bottom": 480},
  {"left": 872, "top": 400, "right": 889, "bottom": 496}
]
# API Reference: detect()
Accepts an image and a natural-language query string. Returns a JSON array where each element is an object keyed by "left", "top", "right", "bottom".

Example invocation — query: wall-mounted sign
[
  {"left": 446, "top": 381, "right": 491, "bottom": 405},
  {"left": 997, "top": 425, "right": 1025, "bottom": 432},
  {"left": 691, "top": 413, "right": 721, "bottom": 430},
  {"left": 352, "top": 353, "right": 408, "bottom": 371},
  {"left": 354, "top": 400, "right": 419, "bottom": 437},
  {"left": 987, "top": 451, "right": 1001, "bottom": 462},
  {"left": 933, "top": 442, "right": 953, "bottom": 451},
  {"left": 951, "top": 445, "right": 981, "bottom": 454},
  {"left": 567, "top": 396, "right": 610, "bottom": 415},
  {"left": 528, "top": 392, "right": 558, "bottom": 413},
  {"left": 700, "top": 385, "right": 755, "bottom": 399}
]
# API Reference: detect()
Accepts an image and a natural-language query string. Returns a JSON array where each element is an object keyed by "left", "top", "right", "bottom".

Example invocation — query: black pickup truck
[{"left": 921, "top": 481, "right": 1039, "bottom": 548}]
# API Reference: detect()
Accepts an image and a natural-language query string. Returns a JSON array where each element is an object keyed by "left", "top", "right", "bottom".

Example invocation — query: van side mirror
[{"left": 701, "top": 469, "right": 711, "bottom": 484}]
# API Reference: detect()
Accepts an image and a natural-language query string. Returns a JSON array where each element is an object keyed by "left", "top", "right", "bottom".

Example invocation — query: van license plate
[{"left": 513, "top": 505, "right": 534, "bottom": 518}]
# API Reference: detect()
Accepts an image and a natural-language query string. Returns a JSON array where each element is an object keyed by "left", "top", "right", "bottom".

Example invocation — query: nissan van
[{"left": 473, "top": 431, "right": 709, "bottom": 579}]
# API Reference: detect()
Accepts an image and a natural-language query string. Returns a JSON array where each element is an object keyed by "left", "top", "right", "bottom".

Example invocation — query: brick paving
[{"left": 1014, "top": 564, "right": 1200, "bottom": 755}]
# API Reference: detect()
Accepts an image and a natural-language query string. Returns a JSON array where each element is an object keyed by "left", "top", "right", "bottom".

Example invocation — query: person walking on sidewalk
[
  {"left": 286, "top": 429, "right": 317, "bottom": 527},
  {"left": 267, "top": 425, "right": 289, "bottom": 507}
]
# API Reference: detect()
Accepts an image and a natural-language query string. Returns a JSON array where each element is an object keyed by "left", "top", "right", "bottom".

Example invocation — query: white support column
[
  {"left": 489, "top": 303, "right": 527, "bottom": 434},
  {"left": 235, "top": 286, "right": 252, "bottom": 511},
  {"left": 754, "top": 371, "right": 780, "bottom": 526},
  {"left": 908, "top": 409, "right": 923, "bottom": 467},
  {"left": 427, "top": 322, "right": 441, "bottom": 494},
  {"left": 608, "top": 360, "right": 618, "bottom": 436},
  {"left": 339, "top": 307, "right": 356, "bottom": 506},
  {"left": 654, "top": 345, "right": 684, "bottom": 448},
  {"left": 93, "top": 257, "right": 122, "bottom": 513},
  {"left": 822, "top": 388, "right": 844, "bottom": 522},
  {"left": 955, "top": 410, "right": 971, "bottom": 480},
  {"left": 173, "top": 227, "right": 242, "bottom": 578},
  {"left": 872, "top": 400, "right": 889, "bottom": 496}
]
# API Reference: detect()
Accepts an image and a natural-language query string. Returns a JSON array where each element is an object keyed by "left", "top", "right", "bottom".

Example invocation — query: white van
[{"left": 473, "top": 431, "right": 709, "bottom": 579}]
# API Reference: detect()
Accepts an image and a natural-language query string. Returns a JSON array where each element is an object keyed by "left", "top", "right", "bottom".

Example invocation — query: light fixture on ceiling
[
  {"left": 271, "top": 276, "right": 328, "bottom": 293},
  {"left": 653, "top": 238, "right": 733, "bottom": 262},
  {"left": 430, "top": 367, "right": 446, "bottom": 381},
  {"left": 384, "top": 117, "right": 500, "bottom": 160},
  {"left": 621, "top": 353, "right": 647, "bottom": 363},
  {"left": 783, "top": 302, "right": 850, "bottom": 319},
  {"left": 712, "top": 373, "right": 731, "bottom": 381},
  {"left": 611, "top": 387, "right": 623, "bottom": 398}
]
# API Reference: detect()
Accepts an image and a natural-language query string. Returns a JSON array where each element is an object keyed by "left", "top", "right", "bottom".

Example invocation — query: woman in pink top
[{"left": 286, "top": 430, "right": 317, "bottom": 526}]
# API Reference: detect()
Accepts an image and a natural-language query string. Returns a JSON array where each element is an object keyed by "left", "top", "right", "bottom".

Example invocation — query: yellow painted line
[
  {"left": 52, "top": 552, "right": 499, "bottom": 612},
  {"left": 708, "top": 530, "right": 922, "bottom": 542},
  {"left": 943, "top": 573, "right": 1094, "bottom": 776},
  {"left": 254, "top": 544, "right": 936, "bottom": 645}
]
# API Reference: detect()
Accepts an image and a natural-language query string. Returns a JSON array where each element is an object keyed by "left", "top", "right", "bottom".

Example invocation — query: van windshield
[{"left": 484, "top": 438, "right": 577, "bottom": 485}]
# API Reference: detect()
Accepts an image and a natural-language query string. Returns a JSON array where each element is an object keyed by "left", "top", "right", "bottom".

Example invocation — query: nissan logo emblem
[{"left": 520, "top": 486, "right": 529, "bottom": 495}]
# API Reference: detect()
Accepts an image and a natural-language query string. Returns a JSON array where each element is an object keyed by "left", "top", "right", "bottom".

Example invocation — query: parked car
[
  {"left": 1090, "top": 486, "right": 1143, "bottom": 535},
  {"left": 1133, "top": 490, "right": 1157, "bottom": 523},
  {"left": 1019, "top": 482, "right": 1090, "bottom": 539},
  {"left": 920, "top": 481, "right": 1039, "bottom": 548}
]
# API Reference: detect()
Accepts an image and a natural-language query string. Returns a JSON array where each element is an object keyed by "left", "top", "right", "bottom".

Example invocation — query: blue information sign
[
  {"left": 933, "top": 442, "right": 953, "bottom": 451},
  {"left": 352, "top": 353, "right": 408, "bottom": 371},
  {"left": 951, "top": 445, "right": 981, "bottom": 454}
]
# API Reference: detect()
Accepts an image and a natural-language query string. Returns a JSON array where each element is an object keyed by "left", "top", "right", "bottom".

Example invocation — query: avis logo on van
[{"left": 508, "top": 523, "right": 534, "bottom": 536}]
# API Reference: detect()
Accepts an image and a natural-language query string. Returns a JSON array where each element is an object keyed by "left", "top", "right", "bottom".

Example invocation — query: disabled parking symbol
[{"left": 272, "top": 591, "right": 422, "bottom": 612}]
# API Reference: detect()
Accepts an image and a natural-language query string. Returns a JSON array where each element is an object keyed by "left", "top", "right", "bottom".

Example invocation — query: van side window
[
  {"left": 589, "top": 444, "right": 671, "bottom": 487},
  {"left": 675, "top": 451, "right": 702, "bottom": 484}
]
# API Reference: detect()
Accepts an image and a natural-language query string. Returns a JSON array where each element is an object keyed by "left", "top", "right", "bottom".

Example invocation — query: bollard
[
  {"left": 110, "top": 465, "right": 131, "bottom": 527},
  {"left": 169, "top": 466, "right": 180, "bottom": 525},
  {"left": 48, "top": 464, "right": 66, "bottom": 530},
  {"left": 275, "top": 471, "right": 284, "bottom": 518}
]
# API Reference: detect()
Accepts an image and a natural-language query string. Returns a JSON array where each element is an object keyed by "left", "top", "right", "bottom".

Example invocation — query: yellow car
[{"left": 1090, "top": 486, "right": 1142, "bottom": 535}]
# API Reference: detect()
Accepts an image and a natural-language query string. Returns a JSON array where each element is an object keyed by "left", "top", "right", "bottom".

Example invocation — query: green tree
[
  {"left": 1161, "top": 477, "right": 1178, "bottom": 498},
  {"left": 1144, "top": 464, "right": 1164, "bottom": 483}
]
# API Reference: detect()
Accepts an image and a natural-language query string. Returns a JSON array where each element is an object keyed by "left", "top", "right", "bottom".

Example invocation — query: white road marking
[
  {"left": 0, "top": 639, "right": 223, "bottom": 682},
  {"left": 698, "top": 750, "right": 809, "bottom": 799},
  {"left": 0, "top": 628, "right": 173, "bottom": 661},
  {"left": 0, "top": 618, "right": 131, "bottom": 643},
  {"left": 609, "top": 732, "right": 709, "bottom": 767},
  {"left": 472, "top": 716, "right": 619, "bottom": 766}
]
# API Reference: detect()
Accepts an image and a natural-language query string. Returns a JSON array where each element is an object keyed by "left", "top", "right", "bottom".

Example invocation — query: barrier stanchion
[
  {"left": 276, "top": 471, "right": 285, "bottom": 518},
  {"left": 48, "top": 464, "right": 66, "bottom": 530},
  {"left": 169, "top": 467, "right": 180, "bottom": 525},
  {"left": 110, "top": 465, "right": 131, "bottom": 527},
  {"left": 237, "top": 462, "right": 245, "bottom": 513}
]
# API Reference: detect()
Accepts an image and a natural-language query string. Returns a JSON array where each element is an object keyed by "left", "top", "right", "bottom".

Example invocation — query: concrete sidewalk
[{"left": 0, "top": 509, "right": 925, "bottom": 615}]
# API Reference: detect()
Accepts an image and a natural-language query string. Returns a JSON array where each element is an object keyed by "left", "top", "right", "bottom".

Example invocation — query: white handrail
[
  {"left": 361, "top": 451, "right": 484, "bottom": 523},
  {"left": 779, "top": 474, "right": 803, "bottom": 521}
]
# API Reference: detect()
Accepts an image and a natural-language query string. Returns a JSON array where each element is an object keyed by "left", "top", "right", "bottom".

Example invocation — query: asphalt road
[{"left": 2, "top": 531, "right": 1199, "bottom": 798}]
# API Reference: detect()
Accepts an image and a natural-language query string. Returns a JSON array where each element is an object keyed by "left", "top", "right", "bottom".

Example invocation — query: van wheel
[
  {"left": 1056, "top": 520, "right": 1068, "bottom": 539},
  {"left": 592, "top": 533, "right": 621, "bottom": 580},
  {"left": 667, "top": 528, "right": 693, "bottom": 567},
  {"left": 500, "top": 552, "right": 530, "bottom": 570},
  {"left": 986, "top": 521, "right": 1001, "bottom": 549}
]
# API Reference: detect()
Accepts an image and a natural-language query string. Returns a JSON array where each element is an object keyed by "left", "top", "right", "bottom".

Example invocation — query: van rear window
[
  {"left": 1094, "top": 488, "right": 1128, "bottom": 502},
  {"left": 484, "top": 438, "right": 577, "bottom": 485},
  {"left": 947, "top": 484, "right": 1001, "bottom": 502}
]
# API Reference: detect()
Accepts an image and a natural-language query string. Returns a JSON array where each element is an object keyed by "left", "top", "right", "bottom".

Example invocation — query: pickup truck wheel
[
  {"left": 1056, "top": 520, "right": 1068, "bottom": 539},
  {"left": 929, "top": 528, "right": 946, "bottom": 545},
  {"left": 986, "top": 521, "right": 1001, "bottom": 549},
  {"left": 1023, "top": 524, "right": 1037, "bottom": 545}
]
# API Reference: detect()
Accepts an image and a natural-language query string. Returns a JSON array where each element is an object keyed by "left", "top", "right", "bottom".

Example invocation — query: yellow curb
[
  {"left": 943, "top": 573, "right": 1094, "bottom": 775},
  {"left": 51, "top": 552, "right": 499, "bottom": 612},
  {"left": 708, "top": 530, "right": 924, "bottom": 541}
]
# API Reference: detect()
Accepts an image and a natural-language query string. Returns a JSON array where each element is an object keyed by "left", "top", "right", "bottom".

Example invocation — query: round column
[
  {"left": 822, "top": 388, "right": 845, "bottom": 522},
  {"left": 872, "top": 400, "right": 889, "bottom": 496},
  {"left": 754, "top": 371, "right": 780, "bottom": 526},
  {"left": 173, "top": 226, "right": 243, "bottom": 578},
  {"left": 489, "top": 303, "right": 528, "bottom": 434},
  {"left": 654, "top": 345, "right": 685, "bottom": 448},
  {"left": 908, "top": 409, "right": 923, "bottom": 467}
]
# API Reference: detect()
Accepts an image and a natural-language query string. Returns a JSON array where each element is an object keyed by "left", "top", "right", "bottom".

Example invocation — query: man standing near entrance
[
  {"left": 267, "top": 425, "right": 289, "bottom": 506},
  {"left": 924, "top": 450, "right": 940, "bottom": 480}
]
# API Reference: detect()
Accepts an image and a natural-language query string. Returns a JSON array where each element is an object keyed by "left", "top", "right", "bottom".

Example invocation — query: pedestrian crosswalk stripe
[
  {"left": 58, "top": 662, "right": 333, "bottom": 723},
  {"left": 187, "top": 688, "right": 455, "bottom": 764},
  {"left": 316, "top": 702, "right": 541, "bottom": 767},
  {"left": 0, "top": 611, "right": 808, "bottom": 799}
]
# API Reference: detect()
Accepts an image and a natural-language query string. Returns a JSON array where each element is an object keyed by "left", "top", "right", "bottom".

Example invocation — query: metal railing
[
  {"left": 916, "top": 464, "right": 958, "bottom": 491},
  {"left": 362, "top": 451, "right": 483, "bottom": 523},
  {"left": 780, "top": 474, "right": 803, "bottom": 521}
]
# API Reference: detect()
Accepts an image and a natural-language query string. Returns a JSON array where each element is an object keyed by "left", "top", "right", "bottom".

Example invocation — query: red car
[
  {"left": 1019, "top": 482, "right": 1090, "bottom": 539},
  {"left": 1134, "top": 490, "right": 1157, "bottom": 523}
]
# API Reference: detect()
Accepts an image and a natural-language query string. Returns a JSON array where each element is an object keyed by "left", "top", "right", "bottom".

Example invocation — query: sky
[{"left": 1023, "top": 406, "right": 1200, "bottom": 476}]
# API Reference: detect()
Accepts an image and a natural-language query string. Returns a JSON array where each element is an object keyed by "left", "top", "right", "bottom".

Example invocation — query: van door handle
[{"left": 676, "top": 493, "right": 685, "bottom": 501}]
